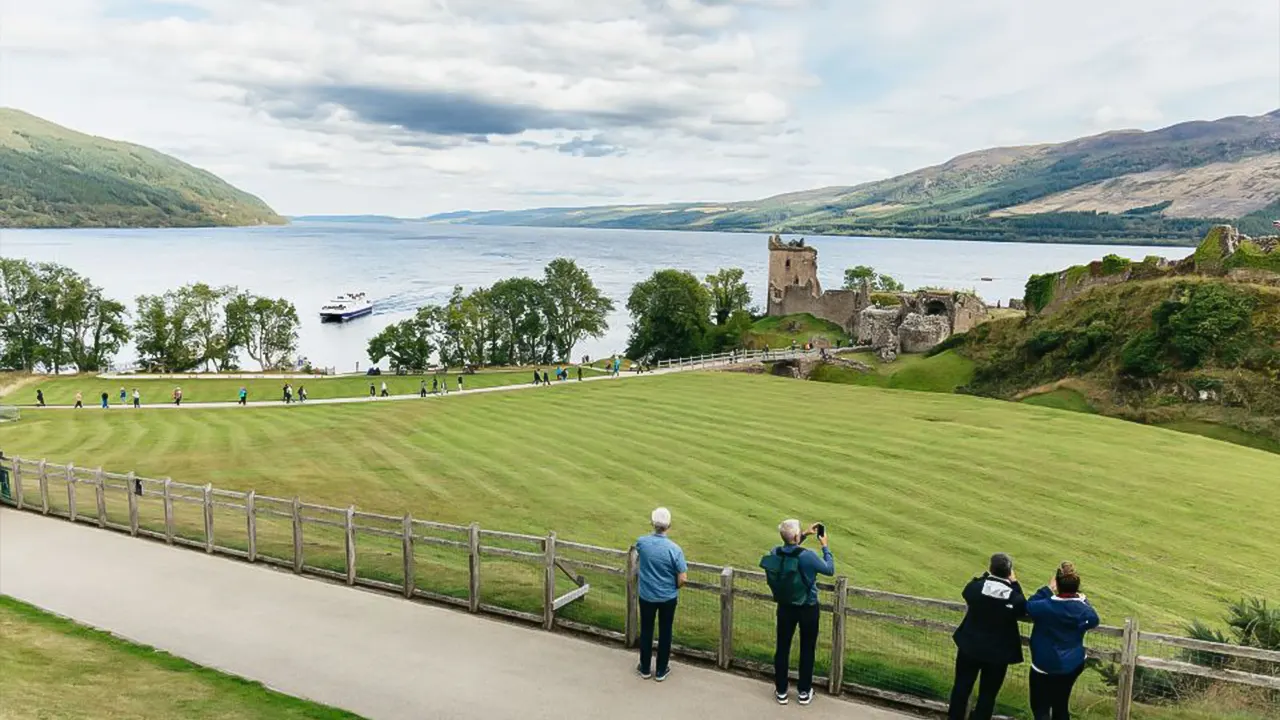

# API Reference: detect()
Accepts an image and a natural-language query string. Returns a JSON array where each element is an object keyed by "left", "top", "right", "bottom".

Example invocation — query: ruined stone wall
[
  {"left": 772, "top": 285, "right": 863, "bottom": 332},
  {"left": 767, "top": 236, "right": 822, "bottom": 316}
]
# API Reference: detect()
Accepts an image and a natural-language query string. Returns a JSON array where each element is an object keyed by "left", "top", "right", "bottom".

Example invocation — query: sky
[{"left": 2, "top": 0, "right": 1278, "bottom": 217}]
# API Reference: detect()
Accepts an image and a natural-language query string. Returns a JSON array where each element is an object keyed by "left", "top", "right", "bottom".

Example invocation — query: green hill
[
  {"left": 429, "top": 111, "right": 1280, "bottom": 245},
  {"left": 0, "top": 109, "right": 284, "bottom": 228}
]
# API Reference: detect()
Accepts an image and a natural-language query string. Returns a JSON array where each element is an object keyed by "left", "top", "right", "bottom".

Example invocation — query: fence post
[
  {"left": 163, "top": 478, "right": 174, "bottom": 544},
  {"left": 344, "top": 506, "right": 356, "bottom": 586},
  {"left": 468, "top": 522, "right": 481, "bottom": 612},
  {"left": 542, "top": 532, "right": 557, "bottom": 630},
  {"left": 126, "top": 472, "right": 139, "bottom": 536},
  {"left": 1115, "top": 617, "right": 1140, "bottom": 720},
  {"left": 291, "top": 497, "right": 303, "bottom": 574},
  {"left": 245, "top": 490, "right": 257, "bottom": 562},
  {"left": 94, "top": 468, "right": 107, "bottom": 527},
  {"left": 38, "top": 459, "right": 49, "bottom": 514},
  {"left": 65, "top": 464, "right": 76, "bottom": 522},
  {"left": 718, "top": 567, "right": 734, "bottom": 669},
  {"left": 202, "top": 483, "right": 214, "bottom": 553},
  {"left": 829, "top": 576, "right": 848, "bottom": 694},
  {"left": 625, "top": 546, "right": 639, "bottom": 648},
  {"left": 12, "top": 456, "right": 23, "bottom": 510},
  {"left": 401, "top": 514, "right": 414, "bottom": 599}
]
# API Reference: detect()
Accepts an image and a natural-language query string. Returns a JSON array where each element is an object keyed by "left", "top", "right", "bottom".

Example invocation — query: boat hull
[{"left": 319, "top": 306, "right": 373, "bottom": 322}]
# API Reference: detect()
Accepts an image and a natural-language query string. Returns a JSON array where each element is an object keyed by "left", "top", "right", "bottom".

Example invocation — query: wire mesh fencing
[{"left": 4, "top": 454, "right": 1279, "bottom": 720}]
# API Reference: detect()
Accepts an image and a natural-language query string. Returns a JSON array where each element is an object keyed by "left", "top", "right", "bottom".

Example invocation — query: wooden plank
[
  {"left": 555, "top": 540, "right": 628, "bottom": 558},
  {"left": 1115, "top": 618, "right": 1138, "bottom": 720},
  {"left": 542, "top": 532, "right": 556, "bottom": 630},
  {"left": 845, "top": 607, "right": 957, "bottom": 634},
  {"left": 555, "top": 558, "right": 624, "bottom": 577},
  {"left": 479, "top": 546, "right": 542, "bottom": 561},
  {"left": 127, "top": 472, "right": 139, "bottom": 536},
  {"left": 468, "top": 523, "right": 481, "bottom": 613},
  {"left": 552, "top": 584, "right": 591, "bottom": 611},
  {"left": 402, "top": 514, "right": 414, "bottom": 599},
  {"left": 625, "top": 546, "right": 638, "bottom": 648},
  {"left": 12, "top": 457, "right": 22, "bottom": 510},
  {"left": 829, "top": 576, "right": 848, "bottom": 694},
  {"left": 344, "top": 505, "right": 356, "bottom": 586},
  {"left": 94, "top": 468, "right": 107, "bottom": 528},
  {"left": 203, "top": 483, "right": 214, "bottom": 553},
  {"left": 718, "top": 567, "right": 734, "bottom": 670},
  {"left": 245, "top": 490, "right": 257, "bottom": 562},
  {"left": 1139, "top": 631, "right": 1280, "bottom": 663},
  {"left": 554, "top": 618, "right": 624, "bottom": 643},
  {"left": 291, "top": 497, "right": 303, "bottom": 574},
  {"left": 39, "top": 459, "right": 49, "bottom": 514},
  {"left": 480, "top": 528, "right": 544, "bottom": 543},
  {"left": 476, "top": 604, "right": 542, "bottom": 625},
  {"left": 65, "top": 463, "right": 77, "bottom": 523},
  {"left": 1136, "top": 656, "right": 1280, "bottom": 691},
  {"left": 163, "top": 478, "right": 175, "bottom": 544}
]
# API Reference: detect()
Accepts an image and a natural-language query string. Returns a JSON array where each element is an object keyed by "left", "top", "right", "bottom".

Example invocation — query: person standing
[
  {"left": 238, "top": 387, "right": 248, "bottom": 406},
  {"left": 74, "top": 391, "right": 83, "bottom": 409},
  {"left": 298, "top": 385, "right": 307, "bottom": 403},
  {"left": 1026, "top": 562, "right": 1099, "bottom": 720},
  {"left": 760, "top": 519, "right": 834, "bottom": 705},
  {"left": 420, "top": 379, "right": 428, "bottom": 398},
  {"left": 369, "top": 383, "right": 376, "bottom": 398},
  {"left": 173, "top": 387, "right": 183, "bottom": 406},
  {"left": 119, "top": 386, "right": 127, "bottom": 405},
  {"left": 132, "top": 388, "right": 140, "bottom": 408},
  {"left": 381, "top": 381, "right": 389, "bottom": 397},
  {"left": 634, "top": 507, "right": 687, "bottom": 682},
  {"left": 36, "top": 389, "right": 45, "bottom": 407},
  {"left": 577, "top": 365, "right": 583, "bottom": 382},
  {"left": 532, "top": 370, "right": 541, "bottom": 386},
  {"left": 100, "top": 391, "right": 109, "bottom": 409},
  {"left": 283, "top": 383, "right": 293, "bottom": 404},
  {"left": 432, "top": 376, "right": 439, "bottom": 394},
  {"left": 949, "top": 553, "right": 1027, "bottom": 720},
  {"left": 457, "top": 375, "right": 464, "bottom": 392}
]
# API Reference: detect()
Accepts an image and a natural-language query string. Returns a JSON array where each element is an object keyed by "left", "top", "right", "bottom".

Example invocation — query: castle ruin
[{"left": 765, "top": 235, "right": 987, "bottom": 360}]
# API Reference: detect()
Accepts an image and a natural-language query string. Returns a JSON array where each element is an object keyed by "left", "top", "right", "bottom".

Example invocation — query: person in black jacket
[{"left": 948, "top": 553, "right": 1027, "bottom": 720}]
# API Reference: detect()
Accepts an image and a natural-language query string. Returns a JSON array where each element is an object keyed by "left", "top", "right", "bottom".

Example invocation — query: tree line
[{"left": 0, "top": 258, "right": 299, "bottom": 372}]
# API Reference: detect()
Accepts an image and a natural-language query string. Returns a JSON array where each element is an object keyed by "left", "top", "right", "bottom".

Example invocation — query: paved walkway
[{"left": 0, "top": 510, "right": 908, "bottom": 720}]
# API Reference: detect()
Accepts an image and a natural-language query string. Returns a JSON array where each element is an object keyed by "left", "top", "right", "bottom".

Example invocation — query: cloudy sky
[{"left": 2, "top": 0, "right": 1277, "bottom": 217}]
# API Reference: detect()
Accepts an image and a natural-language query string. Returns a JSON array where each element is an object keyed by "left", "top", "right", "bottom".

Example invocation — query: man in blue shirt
[
  {"left": 762, "top": 518, "right": 835, "bottom": 706},
  {"left": 634, "top": 507, "right": 687, "bottom": 682}
]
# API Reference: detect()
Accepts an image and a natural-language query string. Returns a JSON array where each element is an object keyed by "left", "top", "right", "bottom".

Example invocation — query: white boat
[{"left": 319, "top": 292, "right": 373, "bottom": 322}]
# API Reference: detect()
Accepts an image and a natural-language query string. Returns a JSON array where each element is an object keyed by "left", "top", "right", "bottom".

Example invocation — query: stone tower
[{"left": 767, "top": 234, "right": 821, "bottom": 316}]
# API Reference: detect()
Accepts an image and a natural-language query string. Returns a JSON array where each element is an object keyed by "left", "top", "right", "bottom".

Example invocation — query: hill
[
  {"left": 0, "top": 109, "right": 284, "bottom": 229},
  {"left": 429, "top": 111, "right": 1280, "bottom": 245}
]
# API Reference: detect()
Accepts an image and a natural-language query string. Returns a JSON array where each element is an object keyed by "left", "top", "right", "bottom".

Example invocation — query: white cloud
[{"left": 0, "top": 0, "right": 1276, "bottom": 216}]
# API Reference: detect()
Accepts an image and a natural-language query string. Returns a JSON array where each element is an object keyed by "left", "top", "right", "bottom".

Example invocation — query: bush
[
  {"left": 1064, "top": 320, "right": 1114, "bottom": 361},
  {"left": 1121, "top": 329, "right": 1166, "bottom": 377},
  {"left": 1026, "top": 330, "right": 1066, "bottom": 358},
  {"left": 1100, "top": 254, "right": 1132, "bottom": 275},
  {"left": 1024, "top": 273, "right": 1057, "bottom": 313}
]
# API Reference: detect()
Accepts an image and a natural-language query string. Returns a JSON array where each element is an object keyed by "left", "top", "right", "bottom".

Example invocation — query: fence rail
[{"left": 1, "top": 455, "right": 1275, "bottom": 720}]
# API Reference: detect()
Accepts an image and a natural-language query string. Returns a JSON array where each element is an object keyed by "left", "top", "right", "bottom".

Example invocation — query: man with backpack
[
  {"left": 760, "top": 519, "right": 835, "bottom": 706},
  {"left": 948, "top": 553, "right": 1026, "bottom": 720}
]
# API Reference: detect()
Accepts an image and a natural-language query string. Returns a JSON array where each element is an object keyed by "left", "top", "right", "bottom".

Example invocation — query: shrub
[
  {"left": 1120, "top": 329, "right": 1166, "bottom": 377},
  {"left": 1164, "top": 284, "right": 1254, "bottom": 369},
  {"left": 1064, "top": 320, "right": 1114, "bottom": 361},
  {"left": 1024, "top": 273, "right": 1057, "bottom": 313},
  {"left": 1026, "top": 330, "right": 1066, "bottom": 358},
  {"left": 1100, "top": 254, "right": 1132, "bottom": 275}
]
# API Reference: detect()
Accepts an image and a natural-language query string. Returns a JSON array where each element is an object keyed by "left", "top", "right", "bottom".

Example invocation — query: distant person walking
[
  {"left": 100, "top": 391, "right": 109, "bottom": 409},
  {"left": 457, "top": 375, "right": 464, "bottom": 392},
  {"left": 370, "top": 383, "right": 376, "bottom": 398},
  {"left": 533, "top": 370, "right": 541, "bottom": 386},
  {"left": 1026, "top": 563, "right": 1099, "bottom": 720},
  {"left": 577, "top": 366, "right": 583, "bottom": 382},
  {"left": 283, "top": 383, "right": 293, "bottom": 404},
  {"left": 381, "top": 381, "right": 389, "bottom": 397},
  {"left": 613, "top": 357, "right": 621, "bottom": 377},
  {"left": 635, "top": 507, "right": 687, "bottom": 682},
  {"left": 238, "top": 387, "right": 248, "bottom": 406},
  {"left": 298, "top": 385, "right": 307, "bottom": 402},
  {"left": 420, "top": 379, "right": 428, "bottom": 398},
  {"left": 74, "top": 391, "right": 83, "bottom": 409},
  {"left": 761, "top": 519, "right": 835, "bottom": 705},
  {"left": 132, "top": 388, "right": 141, "bottom": 408},
  {"left": 948, "top": 553, "right": 1026, "bottom": 720},
  {"left": 432, "top": 377, "right": 439, "bottom": 394},
  {"left": 173, "top": 387, "right": 183, "bottom": 406},
  {"left": 36, "top": 389, "right": 45, "bottom": 407},
  {"left": 119, "top": 387, "right": 127, "bottom": 405}
]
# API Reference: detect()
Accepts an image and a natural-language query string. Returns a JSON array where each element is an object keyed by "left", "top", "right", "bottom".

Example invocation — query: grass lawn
[
  {"left": 1020, "top": 388, "right": 1097, "bottom": 414},
  {"left": 0, "top": 595, "right": 360, "bottom": 719},
  {"left": 2, "top": 371, "right": 1277, "bottom": 633},
  {"left": 747, "top": 313, "right": 851, "bottom": 349},
  {"left": 3, "top": 369, "right": 552, "bottom": 406},
  {"left": 1160, "top": 420, "right": 1280, "bottom": 455},
  {"left": 809, "top": 350, "right": 975, "bottom": 393}
]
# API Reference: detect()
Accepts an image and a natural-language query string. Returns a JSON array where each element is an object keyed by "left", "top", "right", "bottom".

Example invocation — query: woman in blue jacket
[{"left": 1026, "top": 562, "right": 1100, "bottom": 719}]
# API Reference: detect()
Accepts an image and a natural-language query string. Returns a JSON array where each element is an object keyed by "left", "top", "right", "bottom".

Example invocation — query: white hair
[
  {"left": 778, "top": 518, "right": 801, "bottom": 544},
  {"left": 651, "top": 507, "right": 672, "bottom": 532}
]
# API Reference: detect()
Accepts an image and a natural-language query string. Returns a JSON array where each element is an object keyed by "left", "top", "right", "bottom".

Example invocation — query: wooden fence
[{"left": 1, "top": 456, "right": 1276, "bottom": 720}]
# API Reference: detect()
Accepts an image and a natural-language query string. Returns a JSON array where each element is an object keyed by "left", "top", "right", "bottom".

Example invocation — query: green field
[
  {"left": 0, "top": 595, "right": 359, "bottom": 719},
  {"left": 808, "top": 351, "right": 976, "bottom": 393},
  {"left": 3, "top": 371, "right": 1277, "bottom": 632},
  {"left": 1021, "top": 388, "right": 1097, "bottom": 414},
  {"left": 747, "top": 313, "right": 851, "bottom": 349},
  {"left": 4, "top": 368, "right": 586, "bottom": 406}
]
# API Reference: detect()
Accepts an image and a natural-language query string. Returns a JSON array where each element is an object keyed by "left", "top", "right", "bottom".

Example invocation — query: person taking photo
[
  {"left": 1026, "top": 562, "right": 1099, "bottom": 719},
  {"left": 948, "top": 552, "right": 1026, "bottom": 720},
  {"left": 760, "top": 519, "right": 834, "bottom": 706}
]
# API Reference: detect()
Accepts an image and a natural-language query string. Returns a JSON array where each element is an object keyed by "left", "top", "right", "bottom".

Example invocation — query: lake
[{"left": 2, "top": 221, "right": 1186, "bottom": 372}]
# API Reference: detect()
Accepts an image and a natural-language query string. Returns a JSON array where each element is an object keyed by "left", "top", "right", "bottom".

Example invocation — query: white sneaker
[
  {"left": 775, "top": 691, "right": 789, "bottom": 705},
  {"left": 798, "top": 690, "right": 813, "bottom": 706}
]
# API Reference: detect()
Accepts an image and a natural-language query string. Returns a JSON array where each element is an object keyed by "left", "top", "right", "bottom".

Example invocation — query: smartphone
[{"left": 816, "top": 523, "right": 826, "bottom": 538}]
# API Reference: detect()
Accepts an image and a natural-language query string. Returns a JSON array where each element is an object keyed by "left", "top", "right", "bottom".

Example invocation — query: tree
[
  {"left": 0, "top": 258, "right": 46, "bottom": 370},
  {"left": 704, "top": 268, "right": 752, "bottom": 325},
  {"left": 843, "top": 265, "right": 904, "bottom": 293},
  {"left": 439, "top": 286, "right": 494, "bottom": 368},
  {"left": 228, "top": 294, "right": 300, "bottom": 371},
  {"left": 487, "top": 277, "right": 547, "bottom": 365},
  {"left": 625, "top": 269, "right": 713, "bottom": 362},
  {"left": 542, "top": 258, "right": 614, "bottom": 362},
  {"left": 710, "top": 309, "right": 754, "bottom": 352},
  {"left": 67, "top": 289, "right": 129, "bottom": 372},
  {"left": 0, "top": 259, "right": 128, "bottom": 372},
  {"left": 367, "top": 306, "right": 443, "bottom": 371},
  {"left": 182, "top": 283, "right": 241, "bottom": 371},
  {"left": 134, "top": 290, "right": 201, "bottom": 372}
]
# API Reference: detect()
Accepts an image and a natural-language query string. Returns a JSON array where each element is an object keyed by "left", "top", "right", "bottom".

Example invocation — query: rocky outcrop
[{"left": 898, "top": 314, "right": 952, "bottom": 354}]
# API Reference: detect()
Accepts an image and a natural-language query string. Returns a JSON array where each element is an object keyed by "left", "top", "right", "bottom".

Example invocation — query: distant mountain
[
  {"left": 290, "top": 215, "right": 407, "bottom": 223},
  {"left": 428, "top": 111, "right": 1280, "bottom": 246},
  {"left": 0, "top": 108, "right": 284, "bottom": 229}
]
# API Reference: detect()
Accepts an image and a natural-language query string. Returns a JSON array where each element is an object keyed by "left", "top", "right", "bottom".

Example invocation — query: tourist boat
[{"left": 319, "top": 292, "right": 373, "bottom": 322}]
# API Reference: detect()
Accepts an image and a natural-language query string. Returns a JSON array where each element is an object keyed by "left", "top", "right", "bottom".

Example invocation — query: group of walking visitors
[
  {"left": 281, "top": 383, "right": 306, "bottom": 403},
  {"left": 64, "top": 387, "right": 142, "bottom": 409},
  {"left": 632, "top": 513, "right": 1098, "bottom": 717}
]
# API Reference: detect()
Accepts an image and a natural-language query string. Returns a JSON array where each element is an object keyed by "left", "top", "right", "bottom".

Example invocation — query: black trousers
[
  {"left": 638, "top": 598, "right": 678, "bottom": 673},
  {"left": 948, "top": 650, "right": 1009, "bottom": 720},
  {"left": 1029, "top": 665, "right": 1084, "bottom": 720},
  {"left": 774, "top": 602, "right": 820, "bottom": 694}
]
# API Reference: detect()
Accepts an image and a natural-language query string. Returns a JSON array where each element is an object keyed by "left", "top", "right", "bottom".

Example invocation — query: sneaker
[
  {"left": 655, "top": 667, "right": 671, "bottom": 682},
  {"left": 776, "top": 692, "right": 789, "bottom": 705},
  {"left": 798, "top": 690, "right": 813, "bottom": 706},
  {"left": 636, "top": 664, "right": 652, "bottom": 679}
]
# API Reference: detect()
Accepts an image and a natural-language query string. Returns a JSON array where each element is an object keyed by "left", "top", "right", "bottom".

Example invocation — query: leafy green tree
[
  {"left": 0, "top": 259, "right": 48, "bottom": 370},
  {"left": 542, "top": 258, "right": 614, "bottom": 362},
  {"left": 182, "top": 283, "right": 241, "bottom": 371},
  {"left": 367, "top": 306, "right": 443, "bottom": 371},
  {"left": 134, "top": 290, "right": 201, "bottom": 372},
  {"left": 704, "top": 268, "right": 752, "bottom": 325},
  {"left": 487, "top": 277, "right": 547, "bottom": 365},
  {"left": 0, "top": 259, "right": 128, "bottom": 371},
  {"left": 439, "top": 286, "right": 495, "bottom": 367},
  {"left": 67, "top": 288, "right": 129, "bottom": 372},
  {"left": 843, "top": 265, "right": 904, "bottom": 293},
  {"left": 228, "top": 294, "right": 299, "bottom": 371},
  {"left": 710, "top": 309, "right": 754, "bottom": 352},
  {"left": 626, "top": 269, "right": 713, "bottom": 361}
]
